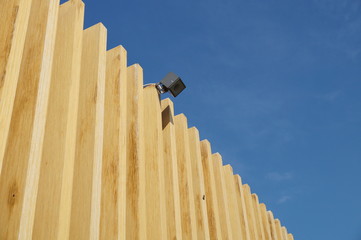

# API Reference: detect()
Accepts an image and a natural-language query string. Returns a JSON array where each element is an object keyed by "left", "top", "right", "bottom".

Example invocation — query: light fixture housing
[{"left": 156, "top": 72, "right": 186, "bottom": 97}]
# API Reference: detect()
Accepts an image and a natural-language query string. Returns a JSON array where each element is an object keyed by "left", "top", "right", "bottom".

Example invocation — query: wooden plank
[
  {"left": 252, "top": 194, "right": 266, "bottom": 240},
  {"left": 125, "top": 64, "right": 147, "bottom": 240},
  {"left": 99, "top": 45, "right": 127, "bottom": 240},
  {"left": 212, "top": 153, "right": 233, "bottom": 239},
  {"left": 234, "top": 175, "right": 251, "bottom": 240},
  {"left": 267, "top": 211, "right": 279, "bottom": 240},
  {"left": 69, "top": 23, "right": 107, "bottom": 240},
  {"left": 174, "top": 114, "right": 198, "bottom": 240},
  {"left": 260, "top": 203, "right": 272, "bottom": 240},
  {"left": 288, "top": 233, "right": 295, "bottom": 240},
  {"left": 243, "top": 184, "right": 259, "bottom": 240},
  {"left": 31, "top": 1, "right": 84, "bottom": 239},
  {"left": 161, "top": 99, "right": 183, "bottom": 240},
  {"left": 200, "top": 140, "right": 222, "bottom": 240},
  {"left": 0, "top": 0, "right": 33, "bottom": 173},
  {"left": 188, "top": 127, "right": 210, "bottom": 240},
  {"left": 0, "top": 0, "right": 59, "bottom": 238},
  {"left": 275, "top": 219, "right": 283, "bottom": 240},
  {"left": 223, "top": 165, "right": 242, "bottom": 240},
  {"left": 143, "top": 86, "right": 168, "bottom": 239},
  {"left": 281, "top": 226, "right": 288, "bottom": 240}
]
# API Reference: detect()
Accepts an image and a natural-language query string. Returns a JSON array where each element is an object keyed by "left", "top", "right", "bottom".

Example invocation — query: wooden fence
[{"left": 0, "top": 0, "right": 294, "bottom": 239}]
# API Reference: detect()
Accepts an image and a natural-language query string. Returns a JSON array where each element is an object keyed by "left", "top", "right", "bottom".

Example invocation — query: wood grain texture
[
  {"left": 32, "top": 1, "right": 84, "bottom": 239},
  {"left": 100, "top": 45, "right": 127, "bottom": 240},
  {"left": 0, "top": 0, "right": 59, "bottom": 238},
  {"left": 212, "top": 153, "right": 233, "bottom": 240},
  {"left": 143, "top": 86, "right": 168, "bottom": 239},
  {"left": 223, "top": 165, "right": 242, "bottom": 240},
  {"left": 234, "top": 175, "right": 251, "bottom": 240},
  {"left": 260, "top": 203, "right": 272, "bottom": 240},
  {"left": 174, "top": 114, "right": 198, "bottom": 240},
  {"left": 267, "top": 211, "right": 279, "bottom": 240},
  {"left": 0, "top": 0, "right": 33, "bottom": 173},
  {"left": 161, "top": 99, "right": 183, "bottom": 240},
  {"left": 252, "top": 194, "right": 266, "bottom": 240},
  {"left": 188, "top": 127, "right": 210, "bottom": 240},
  {"left": 200, "top": 140, "right": 222, "bottom": 240},
  {"left": 125, "top": 64, "right": 147, "bottom": 240},
  {"left": 69, "top": 23, "right": 107, "bottom": 240},
  {"left": 243, "top": 184, "right": 259, "bottom": 240}
]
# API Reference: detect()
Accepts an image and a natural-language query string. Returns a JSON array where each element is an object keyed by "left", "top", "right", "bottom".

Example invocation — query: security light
[{"left": 155, "top": 72, "right": 186, "bottom": 97}]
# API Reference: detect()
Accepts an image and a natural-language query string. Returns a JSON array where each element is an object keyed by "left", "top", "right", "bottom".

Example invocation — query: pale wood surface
[
  {"left": 243, "top": 184, "right": 259, "bottom": 240},
  {"left": 200, "top": 140, "right": 222, "bottom": 240},
  {"left": 267, "top": 211, "right": 279, "bottom": 240},
  {"left": 174, "top": 114, "right": 198, "bottom": 240},
  {"left": 32, "top": 1, "right": 84, "bottom": 239},
  {"left": 252, "top": 194, "right": 266, "bottom": 240},
  {"left": 125, "top": 64, "right": 147, "bottom": 240},
  {"left": 0, "top": 0, "right": 59, "bottom": 238},
  {"left": 69, "top": 23, "right": 107, "bottom": 240},
  {"left": 100, "top": 45, "right": 127, "bottom": 240},
  {"left": 212, "top": 153, "right": 233, "bottom": 240},
  {"left": 282, "top": 226, "right": 289, "bottom": 240},
  {"left": 143, "top": 86, "right": 168, "bottom": 239},
  {"left": 223, "top": 165, "right": 242, "bottom": 240},
  {"left": 288, "top": 233, "right": 295, "bottom": 240},
  {"left": 188, "top": 127, "right": 210, "bottom": 240},
  {"left": 234, "top": 175, "right": 251, "bottom": 240},
  {"left": 161, "top": 99, "right": 183, "bottom": 240},
  {"left": 260, "top": 203, "right": 272, "bottom": 240},
  {"left": 275, "top": 219, "right": 283, "bottom": 240}
]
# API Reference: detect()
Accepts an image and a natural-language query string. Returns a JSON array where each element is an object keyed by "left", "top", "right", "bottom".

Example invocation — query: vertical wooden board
[
  {"left": 252, "top": 194, "right": 266, "bottom": 240},
  {"left": 260, "top": 203, "right": 272, "bottom": 240},
  {"left": 32, "top": 1, "right": 84, "bottom": 239},
  {"left": 143, "top": 86, "right": 168, "bottom": 239},
  {"left": 0, "top": 0, "right": 33, "bottom": 173},
  {"left": 212, "top": 153, "right": 233, "bottom": 240},
  {"left": 161, "top": 99, "right": 182, "bottom": 240},
  {"left": 234, "top": 175, "right": 251, "bottom": 240},
  {"left": 200, "top": 140, "right": 222, "bottom": 240},
  {"left": 275, "top": 219, "right": 283, "bottom": 240},
  {"left": 99, "top": 45, "right": 127, "bottom": 240},
  {"left": 0, "top": 0, "right": 59, "bottom": 239},
  {"left": 188, "top": 127, "right": 210, "bottom": 240},
  {"left": 281, "top": 226, "right": 288, "bottom": 240},
  {"left": 174, "top": 114, "right": 198, "bottom": 240},
  {"left": 69, "top": 23, "right": 107, "bottom": 240},
  {"left": 288, "top": 233, "right": 294, "bottom": 240},
  {"left": 267, "top": 211, "right": 279, "bottom": 240},
  {"left": 243, "top": 184, "right": 259, "bottom": 240},
  {"left": 125, "top": 64, "right": 147, "bottom": 240},
  {"left": 223, "top": 165, "right": 242, "bottom": 240}
]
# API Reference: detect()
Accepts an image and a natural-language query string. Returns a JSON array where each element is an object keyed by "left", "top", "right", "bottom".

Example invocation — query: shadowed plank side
[
  {"left": 188, "top": 127, "right": 210, "bottom": 240},
  {"left": 143, "top": 86, "right": 168, "bottom": 239},
  {"left": 125, "top": 64, "right": 147, "bottom": 240},
  {"left": 0, "top": 0, "right": 59, "bottom": 239},
  {"left": 0, "top": 0, "right": 33, "bottom": 173},
  {"left": 174, "top": 114, "right": 198, "bottom": 240},
  {"left": 234, "top": 175, "right": 251, "bottom": 240},
  {"left": 267, "top": 211, "right": 279, "bottom": 240},
  {"left": 252, "top": 194, "right": 266, "bottom": 240},
  {"left": 100, "top": 45, "right": 127, "bottom": 240},
  {"left": 161, "top": 99, "right": 183, "bottom": 240},
  {"left": 32, "top": 1, "right": 84, "bottom": 239},
  {"left": 200, "top": 140, "right": 222, "bottom": 240},
  {"left": 69, "top": 23, "right": 107, "bottom": 240},
  {"left": 223, "top": 165, "right": 242, "bottom": 240},
  {"left": 260, "top": 203, "right": 272, "bottom": 240},
  {"left": 243, "top": 184, "right": 259, "bottom": 240},
  {"left": 212, "top": 154, "right": 233, "bottom": 240}
]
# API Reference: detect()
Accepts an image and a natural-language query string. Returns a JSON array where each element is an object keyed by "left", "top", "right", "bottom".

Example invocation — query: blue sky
[{"left": 64, "top": 0, "right": 361, "bottom": 239}]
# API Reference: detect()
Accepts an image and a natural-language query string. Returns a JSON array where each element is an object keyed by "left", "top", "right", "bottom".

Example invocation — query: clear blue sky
[{"left": 64, "top": 0, "right": 361, "bottom": 239}]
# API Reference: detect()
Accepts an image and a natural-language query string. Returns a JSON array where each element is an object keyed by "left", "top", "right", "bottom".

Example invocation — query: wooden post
[
  {"left": 252, "top": 194, "right": 266, "bottom": 240},
  {"left": 275, "top": 219, "right": 283, "bottom": 240},
  {"left": 32, "top": 1, "right": 84, "bottom": 239},
  {"left": 124, "top": 64, "right": 147, "bottom": 240},
  {"left": 69, "top": 23, "right": 107, "bottom": 240},
  {"left": 243, "top": 184, "right": 259, "bottom": 240},
  {"left": 267, "top": 211, "right": 279, "bottom": 240},
  {"left": 282, "top": 226, "right": 289, "bottom": 240},
  {"left": 0, "top": 0, "right": 59, "bottom": 238},
  {"left": 188, "top": 127, "right": 210, "bottom": 240},
  {"left": 143, "top": 86, "right": 168, "bottom": 239},
  {"left": 223, "top": 165, "right": 242, "bottom": 240},
  {"left": 174, "top": 114, "right": 198, "bottom": 240},
  {"left": 100, "top": 45, "right": 127, "bottom": 240},
  {"left": 200, "top": 140, "right": 222, "bottom": 240},
  {"left": 212, "top": 153, "right": 233, "bottom": 239},
  {"left": 234, "top": 175, "right": 251, "bottom": 240},
  {"left": 288, "top": 233, "right": 295, "bottom": 240},
  {"left": 0, "top": 0, "right": 33, "bottom": 173},
  {"left": 161, "top": 99, "right": 183, "bottom": 240},
  {"left": 260, "top": 203, "right": 272, "bottom": 240}
]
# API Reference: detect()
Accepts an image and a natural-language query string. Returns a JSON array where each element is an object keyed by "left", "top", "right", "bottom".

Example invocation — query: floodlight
[{"left": 155, "top": 72, "right": 186, "bottom": 97}]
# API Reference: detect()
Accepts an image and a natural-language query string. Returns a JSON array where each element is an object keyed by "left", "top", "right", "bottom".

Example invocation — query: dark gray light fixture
[{"left": 155, "top": 72, "right": 186, "bottom": 97}]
